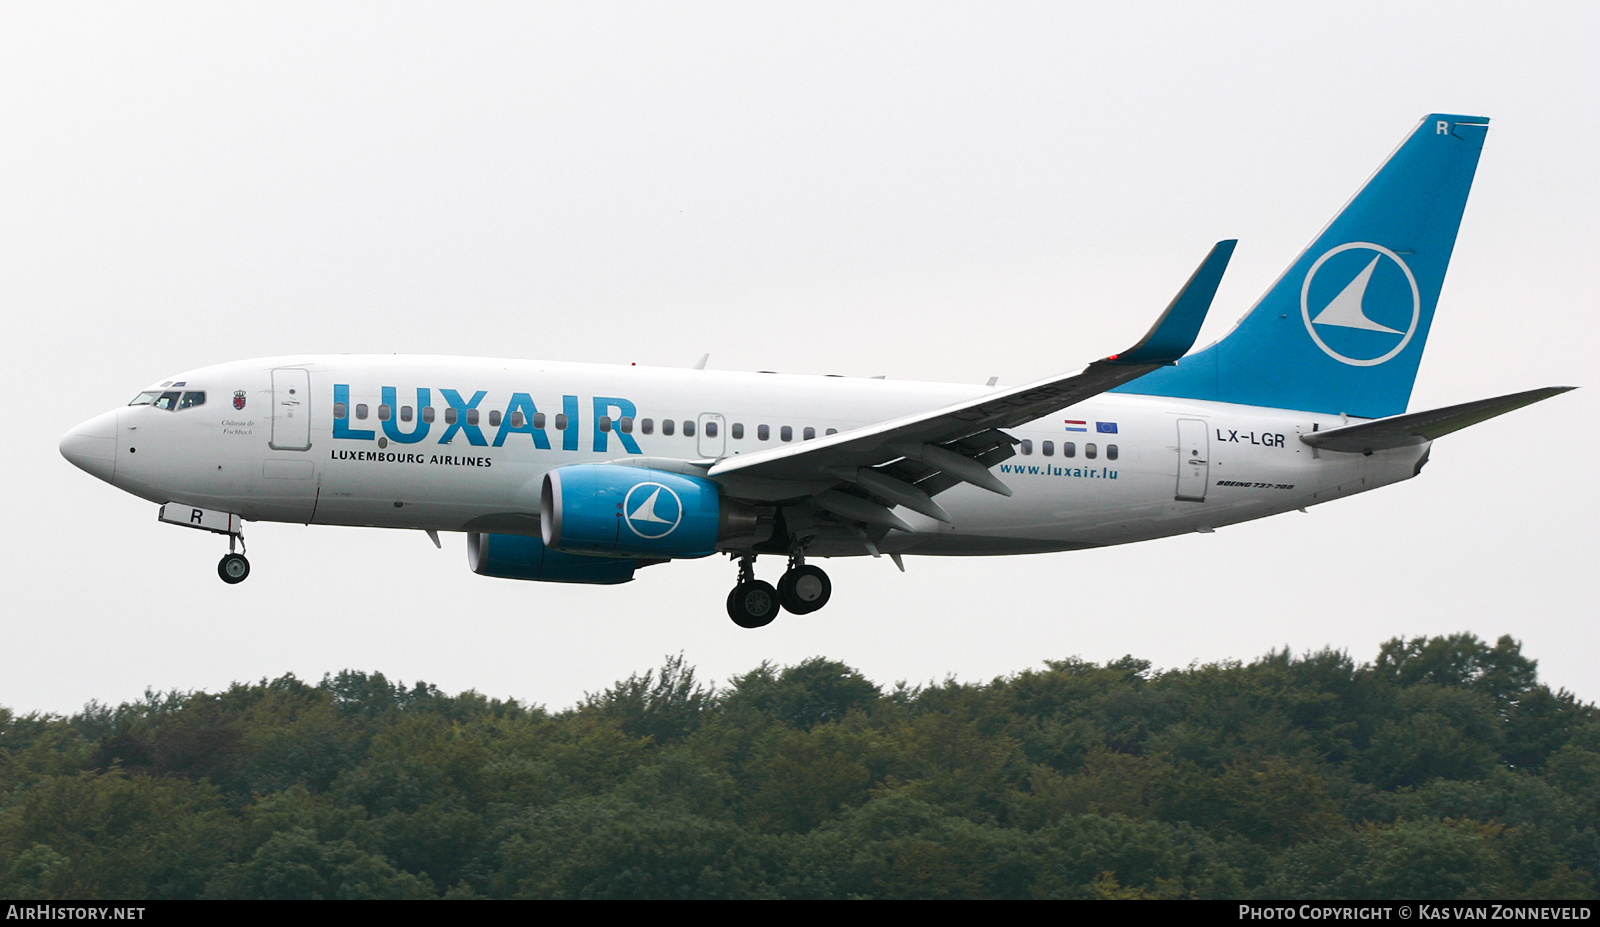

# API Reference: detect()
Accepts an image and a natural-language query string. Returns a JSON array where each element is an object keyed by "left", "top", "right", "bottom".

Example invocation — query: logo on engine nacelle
[{"left": 622, "top": 482, "right": 684, "bottom": 539}]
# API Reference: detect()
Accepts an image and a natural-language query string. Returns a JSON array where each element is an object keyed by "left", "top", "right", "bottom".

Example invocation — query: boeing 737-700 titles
[{"left": 60, "top": 114, "right": 1573, "bottom": 627}]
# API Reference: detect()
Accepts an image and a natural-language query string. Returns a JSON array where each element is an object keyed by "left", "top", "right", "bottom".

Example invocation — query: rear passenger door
[{"left": 1175, "top": 418, "right": 1208, "bottom": 502}]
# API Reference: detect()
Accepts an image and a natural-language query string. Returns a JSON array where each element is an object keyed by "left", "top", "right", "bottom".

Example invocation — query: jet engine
[
  {"left": 541, "top": 464, "right": 761, "bottom": 559},
  {"left": 466, "top": 532, "right": 638, "bottom": 584}
]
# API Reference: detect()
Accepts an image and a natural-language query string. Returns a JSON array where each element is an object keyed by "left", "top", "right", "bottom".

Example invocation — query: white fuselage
[{"left": 65, "top": 355, "right": 1426, "bottom": 559}]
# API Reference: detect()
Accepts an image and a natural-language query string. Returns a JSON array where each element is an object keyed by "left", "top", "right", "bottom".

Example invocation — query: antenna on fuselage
[{"left": 693, "top": 354, "right": 710, "bottom": 370}]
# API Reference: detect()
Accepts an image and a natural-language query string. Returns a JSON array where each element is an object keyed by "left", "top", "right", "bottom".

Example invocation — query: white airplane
[{"left": 59, "top": 114, "right": 1572, "bottom": 628}]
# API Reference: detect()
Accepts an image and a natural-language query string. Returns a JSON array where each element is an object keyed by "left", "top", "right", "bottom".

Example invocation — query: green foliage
[
  {"left": 0, "top": 634, "right": 1594, "bottom": 898},
  {"left": 578, "top": 654, "right": 714, "bottom": 745}
]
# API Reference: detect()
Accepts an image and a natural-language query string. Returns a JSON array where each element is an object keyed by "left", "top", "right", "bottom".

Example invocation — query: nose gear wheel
[{"left": 218, "top": 553, "right": 251, "bottom": 584}]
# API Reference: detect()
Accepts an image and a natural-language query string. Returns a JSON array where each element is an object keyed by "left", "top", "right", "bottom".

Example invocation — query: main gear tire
[
  {"left": 727, "top": 580, "right": 780, "bottom": 628},
  {"left": 778, "top": 564, "right": 831, "bottom": 614}
]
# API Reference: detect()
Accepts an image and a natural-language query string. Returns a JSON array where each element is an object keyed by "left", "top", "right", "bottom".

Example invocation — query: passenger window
[
  {"left": 803, "top": 427, "right": 816, "bottom": 440},
  {"left": 334, "top": 402, "right": 348, "bottom": 419},
  {"left": 155, "top": 391, "right": 181, "bottom": 411},
  {"left": 1042, "top": 440, "right": 1054, "bottom": 457},
  {"left": 599, "top": 416, "right": 613, "bottom": 433},
  {"left": 534, "top": 412, "right": 546, "bottom": 429},
  {"left": 488, "top": 410, "right": 502, "bottom": 427},
  {"left": 510, "top": 411, "right": 525, "bottom": 428},
  {"left": 555, "top": 413, "right": 568, "bottom": 430},
  {"left": 356, "top": 404, "right": 369, "bottom": 420},
  {"left": 1107, "top": 444, "right": 1118, "bottom": 461},
  {"left": 662, "top": 419, "right": 674, "bottom": 436},
  {"left": 1086, "top": 443, "right": 1098, "bottom": 459},
  {"left": 1020, "top": 439, "right": 1033, "bottom": 455},
  {"left": 378, "top": 404, "right": 392, "bottom": 421},
  {"left": 422, "top": 407, "right": 435, "bottom": 423},
  {"left": 620, "top": 416, "right": 633, "bottom": 434},
  {"left": 467, "top": 409, "right": 480, "bottom": 426},
  {"left": 704, "top": 421, "right": 717, "bottom": 438},
  {"left": 178, "top": 392, "right": 205, "bottom": 410},
  {"left": 401, "top": 405, "right": 413, "bottom": 422},
  {"left": 731, "top": 423, "right": 744, "bottom": 439},
  {"left": 826, "top": 428, "right": 838, "bottom": 435},
  {"left": 683, "top": 420, "right": 696, "bottom": 437},
  {"left": 758, "top": 424, "right": 770, "bottom": 441},
  {"left": 1063, "top": 442, "right": 1075, "bottom": 458},
  {"left": 781, "top": 425, "right": 793, "bottom": 442},
  {"left": 444, "top": 408, "right": 457, "bottom": 425},
  {"left": 640, "top": 418, "right": 654, "bottom": 435}
]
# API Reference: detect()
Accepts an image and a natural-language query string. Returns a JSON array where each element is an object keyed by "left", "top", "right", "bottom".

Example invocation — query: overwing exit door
[{"left": 697, "top": 413, "right": 726, "bottom": 459}]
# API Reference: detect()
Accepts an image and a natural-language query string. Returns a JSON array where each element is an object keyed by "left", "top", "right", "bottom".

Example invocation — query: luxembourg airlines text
[{"left": 328, "top": 449, "right": 494, "bottom": 467}]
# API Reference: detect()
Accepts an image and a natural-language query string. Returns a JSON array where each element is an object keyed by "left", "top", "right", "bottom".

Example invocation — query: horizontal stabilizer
[{"left": 1300, "top": 386, "right": 1574, "bottom": 454}]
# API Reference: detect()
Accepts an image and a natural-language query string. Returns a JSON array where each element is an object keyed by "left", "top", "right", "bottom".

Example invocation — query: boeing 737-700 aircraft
[{"left": 60, "top": 114, "right": 1572, "bottom": 627}]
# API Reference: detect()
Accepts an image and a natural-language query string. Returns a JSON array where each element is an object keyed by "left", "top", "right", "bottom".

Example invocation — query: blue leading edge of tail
[{"left": 1112, "top": 114, "right": 1490, "bottom": 420}]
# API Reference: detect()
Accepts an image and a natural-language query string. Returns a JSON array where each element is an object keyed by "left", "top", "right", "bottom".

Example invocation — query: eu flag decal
[
  {"left": 1064, "top": 419, "right": 1088, "bottom": 433},
  {"left": 1096, "top": 422, "right": 1119, "bottom": 434}
]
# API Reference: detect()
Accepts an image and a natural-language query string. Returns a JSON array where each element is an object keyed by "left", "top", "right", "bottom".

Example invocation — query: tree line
[{"left": 1, "top": 633, "right": 1596, "bottom": 899}]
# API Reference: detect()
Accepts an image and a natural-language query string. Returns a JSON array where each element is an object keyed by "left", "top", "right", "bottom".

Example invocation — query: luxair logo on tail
[
  {"left": 623, "top": 482, "right": 683, "bottom": 539},
  {"left": 1301, "top": 242, "right": 1421, "bottom": 367},
  {"left": 1107, "top": 113, "right": 1487, "bottom": 418}
]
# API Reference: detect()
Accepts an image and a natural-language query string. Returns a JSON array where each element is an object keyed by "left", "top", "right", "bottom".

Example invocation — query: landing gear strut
[
  {"left": 727, "top": 554, "right": 779, "bottom": 628},
  {"left": 217, "top": 529, "right": 250, "bottom": 584}
]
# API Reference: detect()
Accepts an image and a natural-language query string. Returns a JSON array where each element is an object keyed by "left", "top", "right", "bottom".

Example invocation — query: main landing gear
[{"left": 726, "top": 551, "right": 833, "bottom": 628}]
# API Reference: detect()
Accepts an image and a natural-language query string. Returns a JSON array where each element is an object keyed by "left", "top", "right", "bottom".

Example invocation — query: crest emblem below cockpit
[{"left": 233, "top": 390, "right": 247, "bottom": 410}]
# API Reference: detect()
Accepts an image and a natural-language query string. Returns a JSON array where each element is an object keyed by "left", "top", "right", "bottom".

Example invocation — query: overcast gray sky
[{"left": 3, "top": 2, "right": 1595, "bottom": 715}]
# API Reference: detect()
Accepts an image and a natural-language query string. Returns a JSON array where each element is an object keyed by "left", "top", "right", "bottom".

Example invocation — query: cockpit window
[{"left": 132, "top": 389, "right": 206, "bottom": 410}]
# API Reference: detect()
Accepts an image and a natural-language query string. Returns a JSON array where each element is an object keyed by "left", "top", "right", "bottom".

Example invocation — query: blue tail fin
[{"left": 1113, "top": 114, "right": 1489, "bottom": 419}]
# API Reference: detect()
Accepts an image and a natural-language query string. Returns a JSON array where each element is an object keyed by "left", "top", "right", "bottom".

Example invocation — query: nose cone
[{"left": 60, "top": 410, "right": 119, "bottom": 484}]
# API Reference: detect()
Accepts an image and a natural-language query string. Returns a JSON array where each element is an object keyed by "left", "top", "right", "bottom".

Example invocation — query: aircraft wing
[
  {"left": 1299, "top": 386, "right": 1575, "bottom": 454},
  {"left": 703, "top": 241, "right": 1236, "bottom": 523}
]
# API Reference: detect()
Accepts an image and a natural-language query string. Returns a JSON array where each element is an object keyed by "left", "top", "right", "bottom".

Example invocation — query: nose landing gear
[
  {"left": 217, "top": 527, "right": 249, "bottom": 585},
  {"left": 218, "top": 552, "right": 251, "bottom": 584},
  {"left": 726, "top": 549, "right": 833, "bottom": 628},
  {"left": 157, "top": 503, "right": 252, "bottom": 583}
]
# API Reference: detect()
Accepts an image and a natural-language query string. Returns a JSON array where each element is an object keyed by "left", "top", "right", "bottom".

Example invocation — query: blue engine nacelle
[
  {"left": 542, "top": 464, "right": 757, "bottom": 559},
  {"left": 466, "top": 532, "right": 638, "bottom": 584}
]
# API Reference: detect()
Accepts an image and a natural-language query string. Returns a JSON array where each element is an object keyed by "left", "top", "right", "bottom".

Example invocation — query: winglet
[{"left": 1109, "top": 239, "right": 1236, "bottom": 365}]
